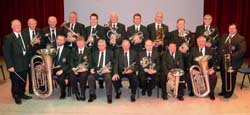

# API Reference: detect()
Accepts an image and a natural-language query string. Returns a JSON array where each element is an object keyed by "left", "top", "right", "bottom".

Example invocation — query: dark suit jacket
[
  {"left": 70, "top": 47, "right": 91, "bottom": 71},
  {"left": 85, "top": 24, "right": 106, "bottom": 48},
  {"left": 195, "top": 25, "right": 220, "bottom": 48},
  {"left": 3, "top": 32, "right": 31, "bottom": 71},
  {"left": 90, "top": 49, "right": 114, "bottom": 72},
  {"left": 138, "top": 49, "right": 160, "bottom": 73},
  {"left": 113, "top": 48, "right": 138, "bottom": 74},
  {"left": 188, "top": 46, "right": 217, "bottom": 69},
  {"left": 53, "top": 46, "right": 71, "bottom": 74},
  {"left": 147, "top": 23, "right": 170, "bottom": 46},
  {"left": 105, "top": 22, "right": 126, "bottom": 47},
  {"left": 40, "top": 27, "right": 64, "bottom": 48},
  {"left": 22, "top": 28, "right": 42, "bottom": 56},
  {"left": 169, "top": 29, "right": 194, "bottom": 49},
  {"left": 218, "top": 33, "right": 246, "bottom": 68},
  {"left": 63, "top": 22, "right": 85, "bottom": 36},
  {"left": 162, "top": 50, "right": 184, "bottom": 75}
]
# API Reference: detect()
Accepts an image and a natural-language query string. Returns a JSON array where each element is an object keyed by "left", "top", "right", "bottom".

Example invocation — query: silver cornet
[
  {"left": 96, "top": 62, "right": 112, "bottom": 75},
  {"left": 129, "top": 31, "right": 144, "bottom": 45},
  {"left": 60, "top": 22, "right": 79, "bottom": 37},
  {"left": 86, "top": 31, "right": 99, "bottom": 48},
  {"left": 122, "top": 62, "right": 136, "bottom": 74}
]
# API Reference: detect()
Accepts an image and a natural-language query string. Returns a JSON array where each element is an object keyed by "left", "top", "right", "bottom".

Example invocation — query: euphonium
[
  {"left": 104, "top": 22, "right": 121, "bottom": 47},
  {"left": 31, "top": 47, "right": 56, "bottom": 98},
  {"left": 167, "top": 68, "right": 185, "bottom": 97},
  {"left": 178, "top": 29, "right": 190, "bottom": 53},
  {"left": 189, "top": 55, "right": 212, "bottom": 97},
  {"left": 129, "top": 31, "right": 144, "bottom": 44},
  {"left": 224, "top": 37, "right": 234, "bottom": 92},
  {"left": 203, "top": 28, "right": 218, "bottom": 44}
]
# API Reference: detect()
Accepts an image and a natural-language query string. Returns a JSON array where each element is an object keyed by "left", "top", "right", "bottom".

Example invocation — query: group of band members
[{"left": 3, "top": 11, "right": 246, "bottom": 105}]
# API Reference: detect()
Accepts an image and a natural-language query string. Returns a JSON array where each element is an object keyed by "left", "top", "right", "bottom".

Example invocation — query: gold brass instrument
[
  {"left": 189, "top": 55, "right": 212, "bottom": 97},
  {"left": 73, "top": 56, "right": 89, "bottom": 73},
  {"left": 203, "top": 27, "right": 218, "bottom": 44},
  {"left": 86, "top": 31, "right": 100, "bottom": 48},
  {"left": 178, "top": 29, "right": 190, "bottom": 53},
  {"left": 225, "top": 37, "right": 234, "bottom": 92},
  {"left": 31, "top": 47, "right": 56, "bottom": 98},
  {"left": 128, "top": 31, "right": 144, "bottom": 45},
  {"left": 154, "top": 26, "right": 165, "bottom": 48},
  {"left": 122, "top": 62, "right": 136, "bottom": 74},
  {"left": 60, "top": 22, "right": 79, "bottom": 37},
  {"left": 167, "top": 68, "right": 185, "bottom": 97},
  {"left": 96, "top": 62, "right": 112, "bottom": 75}
]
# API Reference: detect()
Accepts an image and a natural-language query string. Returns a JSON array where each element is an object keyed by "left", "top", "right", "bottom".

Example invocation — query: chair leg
[
  {"left": 241, "top": 74, "right": 247, "bottom": 89},
  {"left": 247, "top": 74, "right": 250, "bottom": 83},
  {"left": 0, "top": 66, "right": 6, "bottom": 80}
]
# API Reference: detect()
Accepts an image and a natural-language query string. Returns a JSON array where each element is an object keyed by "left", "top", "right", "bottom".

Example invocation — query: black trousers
[
  {"left": 140, "top": 72, "right": 159, "bottom": 92},
  {"left": 70, "top": 71, "right": 88, "bottom": 96},
  {"left": 113, "top": 73, "right": 137, "bottom": 95},
  {"left": 9, "top": 70, "right": 28, "bottom": 99},
  {"left": 27, "top": 67, "right": 33, "bottom": 92},
  {"left": 88, "top": 73, "right": 112, "bottom": 96},
  {"left": 220, "top": 64, "right": 237, "bottom": 96},
  {"left": 54, "top": 72, "right": 67, "bottom": 95}
]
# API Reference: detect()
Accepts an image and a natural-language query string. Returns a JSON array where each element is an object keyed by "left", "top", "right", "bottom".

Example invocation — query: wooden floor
[{"left": 0, "top": 57, "right": 250, "bottom": 115}]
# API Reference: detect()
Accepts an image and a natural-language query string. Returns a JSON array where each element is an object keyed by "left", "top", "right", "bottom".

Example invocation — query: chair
[
  {"left": 238, "top": 61, "right": 250, "bottom": 89},
  {"left": 0, "top": 64, "right": 6, "bottom": 80}
]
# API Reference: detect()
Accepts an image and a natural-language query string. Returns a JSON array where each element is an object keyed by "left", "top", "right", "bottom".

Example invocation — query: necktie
[
  {"left": 135, "top": 26, "right": 139, "bottom": 33},
  {"left": 32, "top": 30, "right": 35, "bottom": 39},
  {"left": 99, "top": 52, "right": 104, "bottom": 67},
  {"left": 70, "top": 24, "right": 74, "bottom": 30},
  {"left": 51, "top": 29, "right": 56, "bottom": 42},
  {"left": 148, "top": 52, "right": 151, "bottom": 61},
  {"left": 225, "top": 35, "right": 232, "bottom": 44},
  {"left": 171, "top": 52, "right": 175, "bottom": 60},
  {"left": 57, "top": 48, "right": 61, "bottom": 62},
  {"left": 18, "top": 34, "right": 26, "bottom": 51},
  {"left": 205, "top": 26, "right": 208, "bottom": 31},
  {"left": 112, "top": 24, "right": 116, "bottom": 29},
  {"left": 124, "top": 52, "right": 128, "bottom": 68},
  {"left": 157, "top": 24, "right": 160, "bottom": 30},
  {"left": 91, "top": 27, "right": 95, "bottom": 34},
  {"left": 199, "top": 48, "right": 203, "bottom": 56}
]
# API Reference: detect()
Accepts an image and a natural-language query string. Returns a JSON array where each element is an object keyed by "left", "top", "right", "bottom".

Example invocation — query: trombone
[{"left": 224, "top": 37, "right": 234, "bottom": 92}]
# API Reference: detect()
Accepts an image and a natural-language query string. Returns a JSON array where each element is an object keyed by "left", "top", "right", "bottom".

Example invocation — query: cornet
[
  {"left": 129, "top": 31, "right": 144, "bottom": 45},
  {"left": 86, "top": 31, "right": 99, "bottom": 48},
  {"left": 96, "top": 62, "right": 112, "bottom": 75},
  {"left": 60, "top": 22, "right": 79, "bottom": 37},
  {"left": 30, "top": 33, "right": 41, "bottom": 46},
  {"left": 73, "top": 56, "right": 89, "bottom": 74},
  {"left": 122, "top": 62, "right": 136, "bottom": 74}
]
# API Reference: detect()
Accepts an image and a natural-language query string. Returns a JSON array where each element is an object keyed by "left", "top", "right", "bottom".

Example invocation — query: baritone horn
[{"left": 189, "top": 55, "right": 212, "bottom": 97}]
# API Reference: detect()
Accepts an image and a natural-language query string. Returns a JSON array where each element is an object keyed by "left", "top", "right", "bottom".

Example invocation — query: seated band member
[
  {"left": 147, "top": 11, "right": 169, "bottom": 53},
  {"left": 3, "top": 19, "right": 32, "bottom": 104},
  {"left": 63, "top": 11, "right": 85, "bottom": 49},
  {"left": 139, "top": 40, "right": 163, "bottom": 97},
  {"left": 112, "top": 40, "right": 138, "bottom": 102},
  {"left": 162, "top": 42, "right": 185, "bottom": 101},
  {"left": 41, "top": 16, "right": 64, "bottom": 48},
  {"left": 195, "top": 14, "right": 220, "bottom": 49},
  {"left": 104, "top": 12, "right": 126, "bottom": 50},
  {"left": 22, "top": 18, "right": 42, "bottom": 94},
  {"left": 127, "top": 13, "right": 149, "bottom": 52},
  {"left": 53, "top": 35, "right": 71, "bottom": 99},
  {"left": 87, "top": 39, "right": 113, "bottom": 104},
  {"left": 218, "top": 24, "right": 246, "bottom": 98},
  {"left": 188, "top": 36, "right": 217, "bottom": 100},
  {"left": 70, "top": 36, "right": 90, "bottom": 101}
]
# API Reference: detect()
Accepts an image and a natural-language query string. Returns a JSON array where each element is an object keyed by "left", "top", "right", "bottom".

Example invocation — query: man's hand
[
  {"left": 191, "top": 70, "right": 199, "bottom": 76},
  {"left": 112, "top": 74, "right": 120, "bottom": 81},
  {"left": 208, "top": 68, "right": 215, "bottom": 75},
  {"left": 90, "top": 69, "right": 95, "bottom": 74},
  {"left": 205, "top": 42, "right": 212, "bottom": 48},
  {"left": 56, "top": 70, "right": 63, "bottom": 76},
  {"left": 110, "top": 38, "right": 116, "bottom": 45},
  {"left": 125, "top": 69, "right": 133, "bottom": 74},
  {"left": 8, "top": 67, "right": 15, "bottom": 72}
]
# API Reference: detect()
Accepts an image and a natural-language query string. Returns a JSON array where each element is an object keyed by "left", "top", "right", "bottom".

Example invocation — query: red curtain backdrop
[
  {"left": 204, "top": 0, "right": 250, "bottom": 57},
  {"left": 0, "top": 0, "right": 64, "bottom": 56}
]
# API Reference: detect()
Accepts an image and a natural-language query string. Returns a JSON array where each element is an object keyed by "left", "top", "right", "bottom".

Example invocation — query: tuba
[
  {"left": 129, "top": 31, "right": 144, "bottom": 45},
  {"left": 189, "top": 55, "right": 211, "bottom": 97},
  {"left": 31, "top": 47, "right": 56, "bottom": 98},
  {"left": 167, "top": 68, "right": 185, "bottom": 97}
]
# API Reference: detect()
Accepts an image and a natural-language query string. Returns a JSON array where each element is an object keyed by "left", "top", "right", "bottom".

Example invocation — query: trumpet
[
  {"left": 86, "top": 31, "right": 99, "bottom": 48},
  {"left": 167, "top": 68, "right": 185, "bottom": 97},
  {"left": 224, "top": 37, "right": 234, "bottom": 92},
  {"left": 73, "top": 56, "right": 89, "bottom": 73},
  {"left": 178, "top": 29, "right": 190, "bottom": 53},
  {"left": 96, "top": 62, "right": 112, "bottom": 75},
  {"left": 140, "top": 57, "right": 156, "bottom": 70},
  {"left": 122, "top": 62, "right": 136, "bottom": 74},
  {"left": 60, "top": 22, "right": 79, "bottom": 37},
  {"left": 189, "top": 55, "right": 212, "bottom": 97},
  {"left": 129, "top": 31, "right": 144, "bottom": 44}
]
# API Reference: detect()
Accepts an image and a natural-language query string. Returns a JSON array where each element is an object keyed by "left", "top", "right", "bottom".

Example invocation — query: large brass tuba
[
  {"left": 167, "top": 68, "right": 185, "bottom": 97},
  {"left": 189, "top": 55, "right": 211, "bottom": 97},
  {"left": 31, "top": 47, "right": 56, "bottom": 98}
]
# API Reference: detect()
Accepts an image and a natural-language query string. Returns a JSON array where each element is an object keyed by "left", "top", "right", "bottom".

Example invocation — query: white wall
[{"left": 64, "top": 0, "right": 204, "bottom": 32}]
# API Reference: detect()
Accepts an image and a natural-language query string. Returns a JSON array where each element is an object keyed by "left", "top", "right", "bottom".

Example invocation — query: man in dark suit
[
  {"left": 188, "top": 36, "right": 217, "bottom": 100},
  {"left": 63, "top": 11, "right": 85, "bottom": 49},
  {"left": 218, "top": 24, "right": 246, "bottom": 98},
  {"left": 147, "top": 12, "right": 169, "bottom": 53},
  {"left": 195, "top": 14, "right": 220, "bottom": 49},
  {"left": 112, "top": 40, "right": 138, "bottom": 102},
  {"left": 41, "top": 16, "right": 64, "bottom": 48},
  {"left": 85, "top": 13, "right": 106, "bottom": 51},
  {"left": 162, "top": 42, "right": 185, "bottom": 101},
  {"left": 127, "top": 13, "right": 149, "bottom": 52},
  {"left": 3, "top": 19, "right": 32, "bottom": 104},
  {"left": 70, "top": 36, "right": 90, "bottom": 101},
  {"left": 22, "top": 18, "right": 42, "bottom": 94},
  {"left": 104, "top": 12, "right": 126, "bottom": 50},
  {"left": 139, "top": 40, "right": 163, "bottom": 98},
  {"left": 87, "top": 39, "right": 113, "bottom": 104},
  {"left": 53, "top": 35, "right": 71, "bottom": 99}
]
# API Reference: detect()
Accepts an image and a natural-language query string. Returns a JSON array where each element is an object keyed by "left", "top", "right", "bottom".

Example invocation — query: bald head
[
  {"left": 145, "top": 39, "right": 154, "bottom": 51},
  {"left": 110, "top": 12, "right": 118, "bottom": 23},
  {"left": 69, "top": 11, "right": 78, "bottom": 24},
  {"left": 48, "top": 16, "right": 57, "bottom": 28},
  {"left": 155, "top": 11, "right": 164, "bottom": 24},
  {"left": 28, "top": 18, "right": 37, "bottom": 30}
]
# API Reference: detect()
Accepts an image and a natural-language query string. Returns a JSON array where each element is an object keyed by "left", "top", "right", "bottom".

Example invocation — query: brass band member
[
  {"left": 22, "top": 18, "right": 41, "bottom": 94},
  {"left": 70, "top": 37, "right": 90, "bottom": 101},
  {"left": 162, "top": 42, "right": 185, "bottom": 101},
  {"left": 147, "top": 11, "right": 169, "bottom": 53},
  {"left": 64, "top": 11, "right": 85, "bottom": 49},
  {"left": 41, "top": 16, "right": 64, "bottom": 48},
  {"left": 218, "top": 24, "right": 246, "bottom": 98},
  {"left": 188, "top": 36, "right": 217, "bottom": 100},
  {"left": 127, "top": 13, "right": 149, "bottom": 52},
  {"left": 53, "top": 35, "right": 71, "bottom": 99},
  {"left": 195, "top": 14, "right": 220, "bottom": 49},
  {"left": 105, "top": 12, "right": 126, "bottom": 50},
  {"left": 139, "top": 40, "right": 163, "bottom": 98},
  {"left": 112, "top": 40, "right": 138, "bottom": 102},
  {"left": 87, "top": 39, "right": 113, "bottom": 104},
  {"left": 3, "top": 19, "right": 32, "bottom": 104}
]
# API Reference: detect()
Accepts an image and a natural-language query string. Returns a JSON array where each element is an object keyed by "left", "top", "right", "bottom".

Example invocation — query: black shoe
[
  {"left": 59, "top": 92, "right": 66, "bottom": 99},
  {"left": 14, "top": 98, "right": 22, "bottom": 105},
  {"left": 131, "top": 95, "right": 136, "bottom": 102},
  {"left": 115, "top": 92, "right": 122, "bottom": 99},
  {"left": 29, "top": 89, "right": 34, "bottom": 94},
  {"left": 99, "top": 85, "right": 104, "bottom": 89},
  {"left": 88, "top": 94, "right": 96, "bottom": 102},
  {"left": 141, "top": 90, "right": 146, "bottom": 96},
  {"left": 210, "top": 94, "right": 215, "bottom": 100},
  {"left": 224, "top": 93, "right": 232, "bottom": 98},
  {"left": 218, "top": 92, "right": 226, "bottom": 96},
  {"left": 75, "top": 93, "right": 80, "bottom": 101},
  {"left": 107, "top": 95, "right": 112, "bottom": 104},
  {"left": 162, "top": 95, "right": 168, "bottom": 100},
  {"left": 177, "top": 96, "right": 184, "bottom": 101},
  {"left": 189, "top": 92, "right": 194, "bottom": 96},
  {"left": 148, "top": 90, "right": 152, "bottom": 97},
  {"left": 80, "top": 95, "right": 86, "bottom": 101},
  {"left": 21, "top": 94, "right": 32, "bottom": 100}
]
